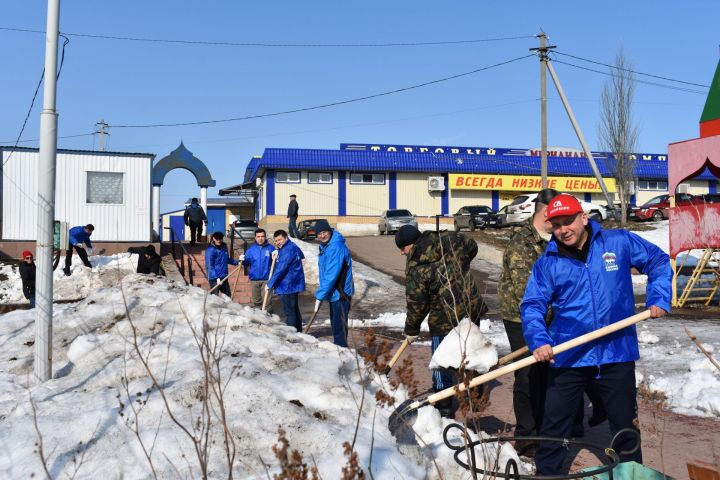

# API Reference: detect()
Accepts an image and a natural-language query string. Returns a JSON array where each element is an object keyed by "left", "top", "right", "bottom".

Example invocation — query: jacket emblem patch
[{"left": 602, "top": 252, "right": 618, "bottom": 272}]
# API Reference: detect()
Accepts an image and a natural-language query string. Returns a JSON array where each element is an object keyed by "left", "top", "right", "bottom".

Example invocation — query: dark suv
[{"left": 453, "top": 205, "right": 497, "bottom": 231}]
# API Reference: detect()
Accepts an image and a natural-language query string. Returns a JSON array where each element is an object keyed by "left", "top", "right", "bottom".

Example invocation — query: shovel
[
  {"left": 389, "top": 310, "right": 652, "bottom": 443},
  {"left": 303, "top": 301, "right": 322, "bottom": 334},
  {"left": 384, "top": 338, "right": 412, "bottom": 375},
  {"left": 208, "top": 267, "right": 242, "bottom": 295},
  {"left": 261, "top": 255, "right": 278, "bottom": 311}
]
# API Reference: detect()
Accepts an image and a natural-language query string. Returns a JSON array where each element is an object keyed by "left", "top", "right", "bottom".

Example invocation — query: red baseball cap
[
  {"left": 545, "top": 194, "right": 584, "bottom": 220},
  {"left": 21, "top": 250, "right": 33, "bottom": 259}
]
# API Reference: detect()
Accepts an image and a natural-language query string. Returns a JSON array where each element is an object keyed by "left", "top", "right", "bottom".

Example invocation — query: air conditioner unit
[
  {"left": 428, "top": 176, "right": 445, "bottom": 192},
  {"left": 677, "top": 183, "right": 689, "bottom": 194}
]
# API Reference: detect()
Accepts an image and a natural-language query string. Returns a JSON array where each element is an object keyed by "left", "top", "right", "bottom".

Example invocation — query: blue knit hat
[{"left": 314, "top": 219, "right": 332, "bottom": 233}]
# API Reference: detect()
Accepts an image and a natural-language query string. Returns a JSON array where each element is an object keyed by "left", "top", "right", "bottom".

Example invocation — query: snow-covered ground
[
  {"left": 0, "top": 253, "right": 137, "bottom": 304},
  {"left": 0, "top": 268, "right": 522, "bottom": 478}
]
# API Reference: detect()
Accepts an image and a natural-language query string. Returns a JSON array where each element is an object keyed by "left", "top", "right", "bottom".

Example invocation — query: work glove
[
  {"left": 314, "top": 299, "right": 321, "bottom": 312},
  {"left": 239, "top": 254, "right": 245, "bottom": 262},
  {"left": 271, "top": 250, "right": 278, "bottom": 260},
  {"left": 404, "top": 335, "right": 418, "bottom": 344}
]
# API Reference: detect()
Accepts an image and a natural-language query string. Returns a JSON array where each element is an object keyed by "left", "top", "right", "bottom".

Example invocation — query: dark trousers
[
  {"left": 280, "top": 293, "right": 303, "bottom": 332},
  {"left": 536, "top": 362, "right": 641, "bottom": 475},
  {"left": 210, "top": 278, "right": 230, "bottom": 296},
  {"left": 431, "top": 335, "right": 455, "bottom": 391},
  {"left": 64, "top": 244, "right": 91, "bottom": 274},
  {"left": 288, "top": 216, "right": 299, "bottom": 238},
  {"left": 503, "top": 320, "right": 548, "bottom": 436},
  {"left": 329, "top": 298, "right": 351, "bottom": 347},
  {"left": 189, "top": 222, "right": 203, "bottom": 245}
]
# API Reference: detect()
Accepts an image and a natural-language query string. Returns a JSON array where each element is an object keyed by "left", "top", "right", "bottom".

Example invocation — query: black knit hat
[
  {"left": 395, "top": 225, "right": 421, "bottom": 249},
  {"left": 144, "top": 245, "right": 157, "bottom": 256},
  {"left": 314, "top": 219, "right": 332, "bottom": 233}
]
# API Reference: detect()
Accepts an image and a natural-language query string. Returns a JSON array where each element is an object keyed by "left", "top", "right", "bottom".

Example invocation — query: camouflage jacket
[
  {"left": 404, "top": 231, "right": 488, "bottom": 336},
  {"left": 498, "top": 218, "right": 548, "bottom": 323}
]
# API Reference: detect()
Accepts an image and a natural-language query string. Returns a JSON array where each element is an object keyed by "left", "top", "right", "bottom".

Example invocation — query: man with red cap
[
  {"left": 521, "top": 194, "right": 671, "bottom": 475},
  {"left": 19, "top": 250, "right": 36, "bottom": 308}
]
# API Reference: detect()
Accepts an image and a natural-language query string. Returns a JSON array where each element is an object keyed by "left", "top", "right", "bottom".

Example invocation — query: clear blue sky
[{"left": 1, "top": 1, "right": 718, "bottom": 213}]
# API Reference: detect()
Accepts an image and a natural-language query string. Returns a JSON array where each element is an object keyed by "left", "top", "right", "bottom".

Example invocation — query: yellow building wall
[
  {"left": 273, "top": 172, "right": 339, "bottom": 216},
  {"left": 395, "top": 172, "right": 442, "bottom": 216},
  {"left": 448, "top": 189, "right": 493, "bottom": 213},
  {"left": 346, "top": 178, "right": 389, "bottom": 216},
  {"left": 685, "top": 180, "right": 709, "bottom": 195}
]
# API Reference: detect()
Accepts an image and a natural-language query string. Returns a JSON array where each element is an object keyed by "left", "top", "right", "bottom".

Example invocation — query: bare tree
[{"left": 598, "top": 48, "right": 639, "bottom": 227}]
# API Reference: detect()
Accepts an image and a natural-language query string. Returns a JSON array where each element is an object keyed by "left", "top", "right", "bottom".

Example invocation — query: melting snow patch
[{"left": 429, "top": 319, "right": 498, "bottom": 373}]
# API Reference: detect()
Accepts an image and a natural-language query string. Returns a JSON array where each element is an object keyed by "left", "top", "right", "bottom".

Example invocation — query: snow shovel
[
  {"left": 384, "top": 337, "right": 412, "bottom": 375},
  {"left": 303, "top": 300, "right": 322, "bottom": 334},
  {"left": 389, "top": 310, "right": 652, "bottom": 443},
  {"left": 261, "top": 255, "right": 278, "bottom": 311},
  {"left": 208, "top": 267, "right": 242, "bottom": 295}
]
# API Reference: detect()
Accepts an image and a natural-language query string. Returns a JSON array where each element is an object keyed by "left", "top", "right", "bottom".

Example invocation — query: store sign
[
  {"left": 341, "top": 143, "right": 667, "bottom": 162},
  {"left": 449, "top": 174, "right": 617, "bottom": 193}
]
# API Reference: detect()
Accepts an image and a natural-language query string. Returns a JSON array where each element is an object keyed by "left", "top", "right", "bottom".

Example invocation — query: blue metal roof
[{"left": 244, "top": 148, "right": 716, "bottom": 183}]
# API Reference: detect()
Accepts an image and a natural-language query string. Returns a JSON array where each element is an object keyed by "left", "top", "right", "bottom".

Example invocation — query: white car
[{"left": 505, "top": 193, "right": 607, "bottom": 224}]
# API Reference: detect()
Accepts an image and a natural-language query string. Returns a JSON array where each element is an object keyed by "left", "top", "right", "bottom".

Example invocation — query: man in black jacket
[
  {"left": 19, "top": 250, "right": 36, "bottom": 308},
  {"left": 287, "top": 194, "right": 300, "bottom": 238},
  {"left": 184, "top": 198, "right": 207, "bottom": 247},
  {"left": 127, "top": 245, "right": 164, "bottom": 275}
]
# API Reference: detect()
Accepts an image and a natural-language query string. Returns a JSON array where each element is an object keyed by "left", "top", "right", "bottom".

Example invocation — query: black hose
[{"left": 442, "top": 423, "right": 639, "bottom": 480}]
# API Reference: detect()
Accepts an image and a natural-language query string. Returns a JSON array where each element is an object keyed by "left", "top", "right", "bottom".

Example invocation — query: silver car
[{"left": 378, "top": 209, "right": 418, "bottom": 235}]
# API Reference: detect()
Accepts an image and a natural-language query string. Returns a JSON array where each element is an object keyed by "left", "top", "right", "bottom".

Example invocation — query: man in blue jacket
[
  {"left": 266, "top": 229, "right": 305, "bottom": 331},
  {"left": 521, "top": 194, "right": 671, "bottom": 475},
  {"left": 63, "top": 224, "right": 95, "bottom": 276},
  {"left": 313, "top": 219, "right": 354, "bottom": 347},
  {"left": 241, "top": 228, "right": 276, "bottom": 313},
  {"left": 205, "top": 232, "right": 239, "bottom": 296}
]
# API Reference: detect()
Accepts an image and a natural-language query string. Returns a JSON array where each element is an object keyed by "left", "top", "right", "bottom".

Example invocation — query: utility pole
[
  {"left": 35, "top": 0, "right": 61, "bottom": 382},
  {"left": 545, "top": 59, "right": 616, "bottom": 209},
  {"left": 530, "top": 32, "right": 555, "bottom": 188},
  {"left": 95, "top": 119, "right": 109, "bottom": 151}
]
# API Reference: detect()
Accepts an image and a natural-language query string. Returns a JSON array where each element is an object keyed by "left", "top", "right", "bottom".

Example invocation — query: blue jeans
[
  {"left": 28, "top": 296, "right": 36, "bottom": 309},
  {"left": 329, "top": 298, "right": 351, "bottom": 347},
  {"left": 536, "top": 361, "right": 640, "bottom": 475},
  {"left": 431, "top": 335, "right": 455, "bottom": 391},
  {"left": 280, "top": 293, "right": 302, "bottom": 332}
]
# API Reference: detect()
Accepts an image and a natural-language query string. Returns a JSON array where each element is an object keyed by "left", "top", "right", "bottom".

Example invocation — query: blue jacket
[
  {"left": 316, "top": 230, "right": 354, "bottom": 303},
  {"left": 521, "top": 221, "right": 672, "bottom": 368},
  {"left": 242, "top": 242, "right": 275, "bottom": 281},
  {"left": 69, "top": 226, "right": 93, "bottom": 248},
  {"left": 205, "top": 242, "right": 238, "bottom": 280},
  {"left": 267, "top": 240, "right": 305, "bottom": 295}
]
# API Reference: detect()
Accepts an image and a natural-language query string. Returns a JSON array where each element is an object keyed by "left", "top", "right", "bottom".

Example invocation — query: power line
[
  {"left": 550, "top": 58, "right": 708, "bottom": 95},
  {"left": 110, "top": 54, "right": 534, "bottom": 129},
  {"left": 0, "top": 26, "right": 535, "bottom": 47},
  {"left": 554, "top": 51, "right": 710, "bottom": 88},
  {"left": 0, "top": 132, "right": 96, "bottom": 145}
]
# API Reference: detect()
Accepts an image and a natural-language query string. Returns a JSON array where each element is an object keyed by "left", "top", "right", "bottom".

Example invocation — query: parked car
[
  {"left": 505, "top": 193, "right": 608, "bottom": 224},
  {"left": 229, "top": 219, "right": 258, "bottom": 241},
  {"left": 630, "top": 193, "right": 703, "bottom": 221},
  {"left": 699, "top": 193, "right": 720, "bottom": 204},
  {"left": 378, "top": 209, "right": 417, "bottom": 235},
  {"left": 298, "top": 218, "right": 324, "bottom": 240},
  {"left": 453, "top": 205, "right": 497, "bottom": 231},
  {"left": 495, "top": 205, "right": 510, "bottom": 228}
]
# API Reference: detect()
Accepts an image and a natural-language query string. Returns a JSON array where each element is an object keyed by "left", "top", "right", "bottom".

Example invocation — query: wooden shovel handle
[
  {"left": 303, "top": 307, "right": 320, "bottom": 334},
  {"left": 418, "top": 310, "right": 652, "bottom": 408},
  {"left": 262, "top": 255, "right": 278, "bottom": 311},
  {"left": 498, "top": 345, "right": 529, "bottom": 366},
  {"left": 384, "top": 338, "right": 411, "bottom": 375}
]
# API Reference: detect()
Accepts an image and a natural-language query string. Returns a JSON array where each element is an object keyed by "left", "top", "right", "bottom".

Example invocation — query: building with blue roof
[{"left": 229, "top": 142, "right": 717, "bottom": 225}]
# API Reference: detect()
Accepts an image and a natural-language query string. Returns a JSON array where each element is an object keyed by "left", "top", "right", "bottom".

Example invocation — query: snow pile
[
  {"left": 0, "top": 274, "right": 519, "bottom": 478},
  {"left": 336, "top": 223, "right": 378, "bottom": 237},
  {"left": 643, "top": 357, "right": 720, "bottom": 417},
  {"left": 349, "top": 311, "right": 431, "bottom": 332},
  {"left": 429, "top": 319, "right": 498, "bottom": 373},
  {"left": 0, "top": 253, "right": 137, "bottom": 303},
  {"left": 637, "top": 329, "right": 660, "bottom": 344}
]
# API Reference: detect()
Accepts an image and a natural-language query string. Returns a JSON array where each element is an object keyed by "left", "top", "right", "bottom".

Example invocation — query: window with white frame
[
  {"left": 87, "top": 171, "right": 124, "bottom": 204},
  {"left": 350, "top": 172, "right": 385, "bottom": 185},
  {"left": 308, "top": 172, "right": 332, "bottom": 184},
  {"left": 638, "top": 180, "right": 668, "bottom": 191},
  {"left": 275, "top": 171, "right": 300, "bottom": 183}
]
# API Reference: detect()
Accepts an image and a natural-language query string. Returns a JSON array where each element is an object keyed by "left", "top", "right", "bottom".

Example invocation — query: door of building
[
  {"left": 206, "top": 207, "right": 226, "bottom": 236},
  {"left": 169, "top": 216, "right": 185, "bottom": 241}
]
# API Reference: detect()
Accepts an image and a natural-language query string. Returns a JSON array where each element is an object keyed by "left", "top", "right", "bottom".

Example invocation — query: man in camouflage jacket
[
  {"left": 396, "top": 224, "right": 487, "bottom": 417},
  {"left": 498, "top": 188, "right": 558, "bottom": 441}
]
